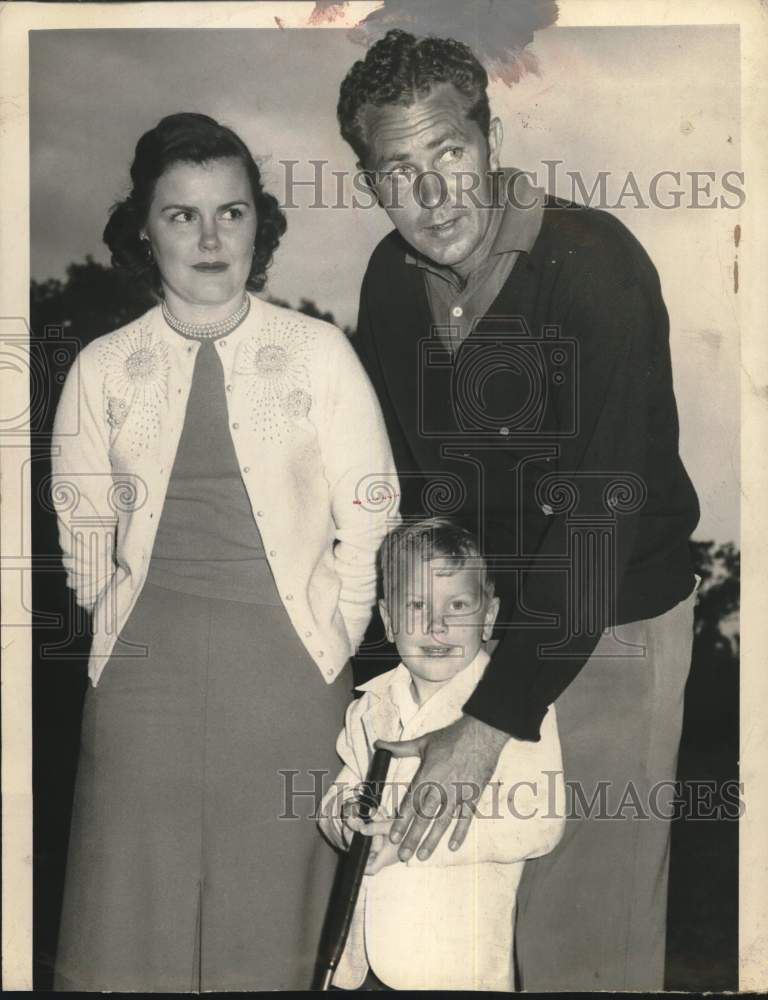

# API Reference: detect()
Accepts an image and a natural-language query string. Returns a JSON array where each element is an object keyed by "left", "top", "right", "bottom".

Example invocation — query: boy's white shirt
[{"left": 318, "top": 648, "right": 566, "bottom": 991}]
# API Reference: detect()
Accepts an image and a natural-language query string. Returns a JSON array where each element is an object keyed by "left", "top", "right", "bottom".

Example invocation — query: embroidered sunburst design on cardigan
[
  {"left": 234, "top": 321, "right": 313, "bottom": 442},
  {"left": 98, "top": 323, "right": 170, "bottom": 455},
  {"left": 106, "top": 396, "right": 128, "bottom": 429}
]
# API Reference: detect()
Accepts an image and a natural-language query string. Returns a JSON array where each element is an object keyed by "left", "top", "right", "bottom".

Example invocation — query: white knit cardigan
[{"left": 51, "top": 294, "right": 400, "bottom": 686}]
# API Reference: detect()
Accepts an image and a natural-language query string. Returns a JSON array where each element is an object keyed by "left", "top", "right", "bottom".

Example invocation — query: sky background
[{"left": 29, "top": 24, "right": 740, "bottom": 542}]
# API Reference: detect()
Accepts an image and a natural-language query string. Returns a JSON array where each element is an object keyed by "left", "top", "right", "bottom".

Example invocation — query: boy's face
[{"left": 380, "top": 557, "right": 500, "bottom": 697}]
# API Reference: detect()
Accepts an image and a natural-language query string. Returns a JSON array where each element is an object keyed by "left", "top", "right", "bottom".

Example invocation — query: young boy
[{"left": 318, "top": 518, "right": 565, "bottom": 991}]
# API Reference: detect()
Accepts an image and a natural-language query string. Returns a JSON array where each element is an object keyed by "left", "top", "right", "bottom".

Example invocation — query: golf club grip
[{"left": 314, "top": 747, "right": 392, "bottom": 987}]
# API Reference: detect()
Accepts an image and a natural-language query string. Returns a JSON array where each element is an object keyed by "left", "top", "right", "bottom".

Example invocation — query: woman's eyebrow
[{"left": 160, "top": 199, "right": 251, "bottom": 212}]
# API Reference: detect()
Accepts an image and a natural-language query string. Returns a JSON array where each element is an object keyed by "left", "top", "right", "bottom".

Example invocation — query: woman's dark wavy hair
[
  {"left": 337, "top": 29, "right": 491, "bottom": 166},
  {"left": 103, "top": 113, "right": 286, "bottom": 295}
]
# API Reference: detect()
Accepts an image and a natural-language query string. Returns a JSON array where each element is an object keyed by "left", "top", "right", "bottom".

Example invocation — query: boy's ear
[
  {"left": 378, "top": 599, "right": 395, "bottom": 644},
  {"left": 482, "top": 595, "right": 501, "bottom": 643}
]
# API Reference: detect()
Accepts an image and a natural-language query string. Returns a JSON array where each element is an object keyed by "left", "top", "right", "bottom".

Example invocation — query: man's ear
[
  {"left": 482, "top": 595, "right": 501, "bottom": 643},
  {"left": 379, "top": 599, "right": 395, "bottom": 644},
  {"left": 487, "top": 116, "right": 503, "bottom": 172}
]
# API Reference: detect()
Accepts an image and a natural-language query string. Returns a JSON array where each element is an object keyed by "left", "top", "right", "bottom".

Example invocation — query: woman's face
[{"left": 142, "top": 157, "right": 258, "bottom": 310}]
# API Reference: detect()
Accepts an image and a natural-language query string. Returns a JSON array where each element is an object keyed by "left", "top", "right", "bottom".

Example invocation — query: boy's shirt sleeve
[
  {"left": 317, "top": 696, "right": 371, "bottom": 850},
  {"left": 415, "top": 706, "right": 565, "bottom": 868}
]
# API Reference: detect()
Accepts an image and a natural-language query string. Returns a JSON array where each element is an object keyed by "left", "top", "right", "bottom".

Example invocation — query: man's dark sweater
[{"left": 353, "top": 197, "right": 700, "bottom": 741}]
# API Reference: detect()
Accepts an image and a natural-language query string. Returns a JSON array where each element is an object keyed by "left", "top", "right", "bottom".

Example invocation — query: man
[{"left": 337, "top": 29, "right": 699, "bottom": 991}]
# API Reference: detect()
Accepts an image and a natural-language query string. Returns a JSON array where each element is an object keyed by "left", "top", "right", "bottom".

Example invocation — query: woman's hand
[{"left": 375, "top": 713, "right": 509, "bottom": 862}]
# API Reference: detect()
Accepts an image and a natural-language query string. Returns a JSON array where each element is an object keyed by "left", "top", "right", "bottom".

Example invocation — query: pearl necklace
[{"left": 162, "top": 295, "right": 251, "bottom": 340}]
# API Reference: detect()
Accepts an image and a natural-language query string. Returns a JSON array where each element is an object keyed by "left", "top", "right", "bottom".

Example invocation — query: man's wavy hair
[
  {"left": 379, "top": 517, "right": 495, "bottom": 611},
  {"left": 337, "top": 29, "right": 491, "bottom": 166},
  {"left": 103, "top": 113, "right": 286, "bottom": 295}
]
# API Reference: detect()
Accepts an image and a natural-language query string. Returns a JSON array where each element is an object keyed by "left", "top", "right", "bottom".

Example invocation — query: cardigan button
[
  {"left": 305, "top": 631, "right": 312, "bottom": 638},
  {"left": 269, "top": 550, "right": 277, "bottom": 557},
  {"left": 318, "top": 650, "right": 325, "bottom": 658},
  {"left": 244, "top": 467, "right": 251, "bottom": 474},
  {"left": 499, "top": 426, "right": 510, "bottom": 436},
  {"left": 326, "top": 669, "right": 333, "bottom": 677},
  {"left": 256, "top": 508, "right": 263, "bottom": 516},
  {"left": 232, "top": 422, "right": 239, "bottom": 430},
  {"left": 285, "top": 594, "right": 293, "bottom": 601},
  {"left": 451, "top": 306, "right": 463, "bottom": 318},
  {"left": 541, "top": 503, "right": 554, "bottom": 516},
  {"left": 226, "top": 384, "right": 233, "bottom": 393}
]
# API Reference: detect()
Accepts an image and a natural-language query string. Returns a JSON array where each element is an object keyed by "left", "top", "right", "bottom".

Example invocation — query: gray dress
[{"left": 54, "top": 335, "right": 351, "bottom": 991}]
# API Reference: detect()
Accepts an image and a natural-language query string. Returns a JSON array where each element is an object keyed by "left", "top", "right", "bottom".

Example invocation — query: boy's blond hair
[{"left": 379, "top": 517, "right": 495, "bottom": 611}]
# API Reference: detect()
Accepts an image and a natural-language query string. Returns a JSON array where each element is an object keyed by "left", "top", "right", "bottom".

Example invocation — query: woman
[{"left": 51, "top": 113, "right": 398, "bottom": 991}]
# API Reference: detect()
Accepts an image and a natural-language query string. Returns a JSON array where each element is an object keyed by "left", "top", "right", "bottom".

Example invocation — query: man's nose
[{"left": 416, "top": 170, "right": 448, "bottom": 211}]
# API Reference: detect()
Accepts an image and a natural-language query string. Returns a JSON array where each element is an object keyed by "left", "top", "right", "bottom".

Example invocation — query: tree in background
[
  {"left": 689, "top": 541, "right": 739, "bottom": 657},
  {"left": 31, "top": 257, "right": 156, "bottom": 347},
  {"left": 31, "top": 256, "right": 353, "bottom": 359}
]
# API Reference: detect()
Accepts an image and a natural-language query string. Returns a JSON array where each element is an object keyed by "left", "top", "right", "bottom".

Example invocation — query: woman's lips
[{"left": 192, "top": 262, "right": 229, "bottom": 272}]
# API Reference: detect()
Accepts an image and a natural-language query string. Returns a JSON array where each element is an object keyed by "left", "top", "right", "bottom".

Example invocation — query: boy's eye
[
  {"left": 450, "top": 599, "right": 468, "bottom": 611},
  {"left": 405, "top": 599, "right": 424, "bottom": 611}
]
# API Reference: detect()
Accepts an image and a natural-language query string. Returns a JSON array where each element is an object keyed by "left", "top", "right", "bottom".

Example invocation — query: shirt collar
[
  {"left": 404, "top": 168, "right": 545, "bottom": 274},
  {"left": 355, "top": 648, "right": 492, "bottom": 730}
]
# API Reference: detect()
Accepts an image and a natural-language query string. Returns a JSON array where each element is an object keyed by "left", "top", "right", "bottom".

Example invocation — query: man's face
[{"left": 361, "top": 83, "right": 502, "bottom": 271}]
